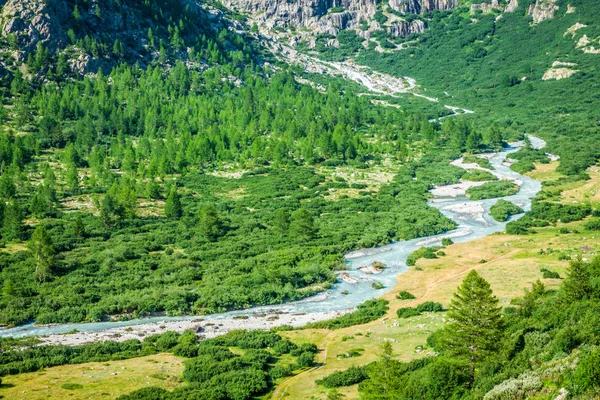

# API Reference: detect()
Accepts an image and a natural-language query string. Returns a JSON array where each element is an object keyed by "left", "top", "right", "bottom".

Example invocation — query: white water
[{"left": 0, "top": 137, "right": 545, "bottom": 339}]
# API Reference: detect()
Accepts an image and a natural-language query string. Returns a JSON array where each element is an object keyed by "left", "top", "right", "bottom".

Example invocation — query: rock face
[
  {"left": 528, "top": 0, "right": 558, "bottom": 23},
  {"left": 389, "top": 0, "right": 457, "bottom": 15},
  {"left": 222, "top": 0, "right": 457, "bottom": 36},
  {"left": 2, "top": 0, "right": 69, "bottom": 60},
  {"left": 0, "top": 0, "right": 236, "bottom": 75},
  {"left": 389, "top": 20, "right": 426, "bottom": 38}
]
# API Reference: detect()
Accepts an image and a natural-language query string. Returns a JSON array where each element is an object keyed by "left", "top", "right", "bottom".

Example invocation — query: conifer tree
[
  {"left": 290, "top": 208, "right": 316, "bottom": 241},
  {"left": 360, "top": 341, "right": 403, "bottom": 399},
  {"left": 198, "top": 204, "right": 223, "bottom": 241},
  {"left": 29, "top": 225, "right": 55, "bottom": 283},
  {"left": 66, "top": 162, "right": 80, "bottom": 195},
  {"left": 562, "top": 257, "right": 591, "bottom": 302},
  {"left": 273, "top": 208, "right": 290, "bottom": 235},
  {"left": 74, "top": 215, "right": 85, "bottom": 242},
  {"left": 3, "top": 199, "right": 23, "bottom": 241},
  {"left": 164, "top": 186, "right": 183, "bottom": 219},
  {"left": 442, "top": 271, "right": 504, "bottom": 380}
]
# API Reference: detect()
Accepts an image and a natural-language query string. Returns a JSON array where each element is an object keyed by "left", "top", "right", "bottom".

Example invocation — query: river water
[{"left": 0, "top": 137, "right": 545, "bottom": 338}]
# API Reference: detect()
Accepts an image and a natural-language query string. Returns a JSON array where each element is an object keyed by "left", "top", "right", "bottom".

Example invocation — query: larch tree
[
  {"left": 562, "top": 257, "right": 591, "bottom": 302},
  {"left": 290, "top": 208, "right": 316, "bottom": 241},
  {"left": 198, "top": 204, "right": 224, "bottom": 241},
  {"left": 29, "top": 225, "right": 55, "bottom": 283},
  {"left": 442, "top": 270, "right": 504, "bottom": 381},
  {"left": 164, "top": 186, "right": 183, "bottom": 219}
]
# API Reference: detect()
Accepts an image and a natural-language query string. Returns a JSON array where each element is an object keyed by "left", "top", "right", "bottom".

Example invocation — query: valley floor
[
  {"left": 4, "top": 160, "right": 599, "bottom": 400},
  {"left": 274, "top": 160, "right": 599, "bottom": 399}
]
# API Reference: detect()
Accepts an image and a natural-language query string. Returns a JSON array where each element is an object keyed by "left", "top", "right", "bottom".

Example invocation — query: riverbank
[{"left": 38, "top": 310, "right": 351, "bottom": 346}]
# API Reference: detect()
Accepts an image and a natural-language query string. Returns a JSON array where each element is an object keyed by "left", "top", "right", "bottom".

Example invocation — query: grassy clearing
[{"left": 0, "top": 353, "right": 185, "bottom": 400}]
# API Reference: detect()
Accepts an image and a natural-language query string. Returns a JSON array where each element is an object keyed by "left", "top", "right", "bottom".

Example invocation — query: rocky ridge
[
  {"left": 222, "top": 0, "right": 457, "bottom": 38},
  {"left": 0, "top": 0, "right": 239, "bottom": 75}
]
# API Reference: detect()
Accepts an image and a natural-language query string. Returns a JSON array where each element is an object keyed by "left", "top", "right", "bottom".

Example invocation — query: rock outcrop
[
  {"left": 0, "top": 0, "right": 238, "bottom": 75},
  {"left": 2, "top": 0, "right": 69, "bottom": 61},
  {"left": 389, "top": 20, "right": 426, "bottom": 38},
  {"left": 528, "top": 0, "right": 558, "bottom": 23},
  {"left": 389, "top": 0, "right": 457, "bottom": 15},
  {"left": 222, "top": 0, "right": 457, "bottom": 36}
]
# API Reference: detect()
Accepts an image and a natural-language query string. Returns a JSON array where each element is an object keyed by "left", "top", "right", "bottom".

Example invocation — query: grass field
[{"left": 0, "top": 354, "right": 185, "bottom": 400}]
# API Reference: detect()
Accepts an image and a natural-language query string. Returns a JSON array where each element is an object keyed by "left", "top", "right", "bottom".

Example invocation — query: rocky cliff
[
  {"left": 0, "top": 0, "right": 238, "bottom": 75},
  {"left": 222, "top": 0, "right": 457, "bottom": 36}
]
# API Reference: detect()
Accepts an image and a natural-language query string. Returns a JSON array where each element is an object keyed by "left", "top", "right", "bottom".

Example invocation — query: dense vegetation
[
  {"left": 0, "top": 329, "right": 317, "bottom": 400},
  {"left": 303, "top": 299, "right": 389, "bottom": 330},
  {"left": 354, "top": 0, "right": 600, "bottom": 177},
  {"left": 0, "top": 1, "right": 513, "bottom": 325},
  {"left": 466, "top": 181, "right": 520, "bottom": 200},
  {"left": 489, "top": 199, "right": 523, "bottom": 222}
]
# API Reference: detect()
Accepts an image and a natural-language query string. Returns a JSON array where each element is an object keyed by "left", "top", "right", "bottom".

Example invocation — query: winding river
[{"left": 0, "top": 137, "right": 545, "bottom": 339}]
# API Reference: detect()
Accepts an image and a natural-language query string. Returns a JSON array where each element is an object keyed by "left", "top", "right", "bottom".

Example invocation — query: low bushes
[
  {"left": 397, "top": 302, "right": 444, "bottom": 318},
  {"left": 304, "top": 299, "right": 389, "bottom": 330},
  {"left": 466, "top": 181, "right": 520, "bottom": 200},
  {"left": 490, "top": 199, "right": 523, "bottom": 222}
]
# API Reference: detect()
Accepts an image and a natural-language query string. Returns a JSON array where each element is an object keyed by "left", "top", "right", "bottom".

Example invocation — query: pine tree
[
  {"left": 29, "top": 225, "right": 55, "bottom": 283},
  {"left": 66, "top": 162, "right": 80, "bottom": 195},
  {"left": 198, "top": 205, "right": 223, "bottom": 241},
  {"left": 99, "top": 192, "right": 117, "bottom": 228},
  {"left": 164, "top": 186, "right": 183, "bottom": 219},
  {"left": 2, "top": 279, "right": 16, "bottom": 298},
  {"left": 290, "top": 208, "right": 316, "bottom": 241},
  {"left": 466, "top": 130, "right": 483, "bottom": 153},
  {"left": 72, "top": 5, "right": 81, "bottom": 21},
  {"left": 0, "top": 173, "right": 16, "bottom": 198},
  {"left": 442, "top": 271, "right": 504, "bottom": 380},
  {"left": 273, "top": 208, "right": 290, "bottom": 235},
  {"left": 562, "top": 257, "right": 591, "bottom": 302},
  {"left": 74, "top": 215, "right": 85, "bottom": 242},
  {"left": 359, "top": 341, "right": 404, "bottom": 399},
  {"left": 3, "top": 199, "right": 23, "bottom": 241}
]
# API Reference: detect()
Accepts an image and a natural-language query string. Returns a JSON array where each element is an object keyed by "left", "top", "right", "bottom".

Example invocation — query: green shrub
[
  {"left": 305, "top": 299, "right": 389, "bottom": 330},
  {"left": 573, "top": 348, "right": 600, "bottom": 392},
  {"left": 317, "top": 366, "right": 368, "bottom": 388},
  {"left": 490, "top": 199, "right": 524, "bottom": 222},
  {"left": 584, "top": 218, "right": 600, "bottom": 231},
  {"left": 407, "top": 247, "right": 441, "bottom": 266},
  {"left": 441, "top": 238, "right": 454, "bottom": 246},
  {"left": 416, "top": 302, "right": 444, "bottom": 313},
  {"left": 397, "top": 307, "right": 421, "bottom": 318},
  {"left": 61, "top": 383, "right": 83, "bottom": 390},
  {"left": 397, "top": 290, "right": 416, "bottom": 300},
  {"left": 297, "top": 352, "right": 315, "bottom": 368},
  {"left": 466, "top": 181, "right": 519, "bottom": 200},
  {"left": 462, "top": 169, "right": 498, "bottom": 182},
  {"left": 540, "top": 268, "right": 560, "bottom": 279}
]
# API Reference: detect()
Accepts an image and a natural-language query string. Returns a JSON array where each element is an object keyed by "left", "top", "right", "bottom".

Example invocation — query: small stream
[{"left": 0, "top": 137, "right": 545, "bottom": 338}]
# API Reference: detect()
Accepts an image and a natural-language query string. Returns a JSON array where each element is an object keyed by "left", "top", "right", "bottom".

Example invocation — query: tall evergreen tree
[
  {"left": 66, "top": 162, "right": 80, "bottom": 195},
  {"left": 273, "top": 208, "right": 290, "bottom": 235},
  {"left": 3, "top": 199, "right": 23, "bottom": 241},
  {"left": 360, "top": 341, "right": 404, "bottom": 399},
  {"left": 562, "top": 257, "right": 591, "bottom": 302},
  {"left": 198, "top": 204, "right": 223, "bottom": 241},
  {"left": 290, "top": 208, "right": 316, "bottom": 241},
  {"left": 442, "top": 271, "right": 504, "bottom": 381},
  {"left": 164, "top": 186, "right": 183, "bottom": 219},
  {"left": 29, "top": 225, "right": 55, "bottom": 283}
]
